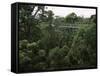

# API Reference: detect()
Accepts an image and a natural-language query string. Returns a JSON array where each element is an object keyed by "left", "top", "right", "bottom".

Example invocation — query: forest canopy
[{"left": 18, "top": 4, "right": 97, "bottom": 72}]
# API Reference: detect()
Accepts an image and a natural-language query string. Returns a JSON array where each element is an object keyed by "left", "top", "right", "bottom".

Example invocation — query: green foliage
[
  {"left": 18, "top": 4, "right": 97, "bottom": 72},
  {"left": 65, "top": 12, "right": 78, "bottom": 23}
]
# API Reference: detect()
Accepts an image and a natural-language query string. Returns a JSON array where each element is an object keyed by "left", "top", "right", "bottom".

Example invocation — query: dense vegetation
[{"left": 18, "top": 4, "right": 97, "bottom": 72}]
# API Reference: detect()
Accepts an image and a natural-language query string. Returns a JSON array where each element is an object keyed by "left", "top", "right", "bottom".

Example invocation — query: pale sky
[{"left": 45, "top": 6, "right": 96, "bottom": 18}]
